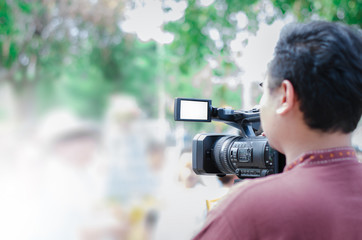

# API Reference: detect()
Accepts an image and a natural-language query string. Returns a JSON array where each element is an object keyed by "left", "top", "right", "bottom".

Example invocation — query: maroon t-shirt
[{"left": 192, "top": 147, "right": 362, "bottom": 240}]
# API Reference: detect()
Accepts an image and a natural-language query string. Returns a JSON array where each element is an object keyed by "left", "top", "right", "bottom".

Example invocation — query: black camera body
[{"left": 174, "top": 98, "right": 285, "bottom": 179}]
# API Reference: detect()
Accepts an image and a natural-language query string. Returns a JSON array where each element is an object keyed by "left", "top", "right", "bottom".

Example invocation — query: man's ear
[{"left": 276, "top": 80, "right": 296, "bottom": 115}]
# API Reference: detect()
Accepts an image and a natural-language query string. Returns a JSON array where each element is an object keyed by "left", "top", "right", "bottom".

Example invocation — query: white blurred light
[
  {"left": 120, "top": 0, "right": 187, "bottom": 44},
  {"left": 208, "top": 28, "right": 220, "bottom": 41},
  {"left": 232, "top": 19, "right": 292, "bottom": 84},
  {"left": 70, "top": 27, "right": 79, "bottom": 37},
  {"left": 235, "top": 12, "right": 248, "bottom": 29},
  {"left": 230, "top": 31, "right": 250, "bottom": 52},
  {"left": 198, "top": 0, "right": 215, "bottom": 7}
]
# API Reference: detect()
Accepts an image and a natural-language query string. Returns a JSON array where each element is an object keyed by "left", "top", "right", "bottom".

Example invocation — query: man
[{"left": 193, "top": 21, "right": 362, "bottom": 240}]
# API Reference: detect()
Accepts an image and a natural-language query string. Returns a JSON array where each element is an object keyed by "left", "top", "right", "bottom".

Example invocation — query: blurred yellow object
[
  {"left": 206, "top": 198, "right": 222, "bottom": 211},
  {"left": 129, "top": 206, "right": 145, "bottom": 224}
]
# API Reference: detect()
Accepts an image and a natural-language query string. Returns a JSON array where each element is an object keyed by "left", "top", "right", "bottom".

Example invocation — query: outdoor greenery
[{"left": 0, "top": 0, "right": 360, "bottom": 127}]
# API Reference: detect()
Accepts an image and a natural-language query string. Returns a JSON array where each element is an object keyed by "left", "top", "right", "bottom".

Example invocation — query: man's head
[
  {"left": 260, "top": 21, "right": 362, "bottom": 153},
  {"left": 266, "top": 21, "right": 362, "bottom": 133}
]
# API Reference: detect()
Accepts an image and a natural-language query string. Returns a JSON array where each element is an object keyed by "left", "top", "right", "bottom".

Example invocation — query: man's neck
[{"left": 283, "top": 130, "right": 352, "bottom": 165}]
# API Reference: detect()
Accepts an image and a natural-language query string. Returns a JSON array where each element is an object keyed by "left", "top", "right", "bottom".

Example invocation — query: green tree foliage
[
  {"left": 165, "top": 0, "right": 361, "bottom": 75},
  {"left": 164, "top": 0, "right": 260, "bottom": 75},
  {"left": 163, "top": 0, "right": 266, "bottom": 116},
  {"left": 164, "top": 0, "right": 361, "bottom": 111},
  {"left": 0, "top": 0, "right": 160, "bottom": 119},
  {"left": 272, "top": 0, "right": 361, "bottom": 26},
  {"left": 89, "top": 36, "right": 160, "bottom": 117},
  {"left": 1, "top": 0, "right": 360, "bottom": 124}
]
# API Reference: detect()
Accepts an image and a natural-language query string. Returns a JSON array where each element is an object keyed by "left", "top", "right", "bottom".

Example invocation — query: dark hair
[{"left": 268, "top": 21, "right": 362, "bottom": 133}]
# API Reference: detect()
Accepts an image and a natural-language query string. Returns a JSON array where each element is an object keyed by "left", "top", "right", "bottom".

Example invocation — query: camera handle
[{"left": 211, "top": 107, "right": 261, "bottom": 138}]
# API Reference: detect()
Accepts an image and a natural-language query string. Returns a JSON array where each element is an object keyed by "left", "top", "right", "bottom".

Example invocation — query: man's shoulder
[
  {"left": 198, "top": 173, "right": 290, "bottom": 239},
  {"left": 230, "top": 172, "right": 288, "bottom": 198},
  {"left": 211, "top": 173, "right": 290, "bottom": 214},
  {"left": 194, "top": 160, "right": 362, "bottom": 240}
]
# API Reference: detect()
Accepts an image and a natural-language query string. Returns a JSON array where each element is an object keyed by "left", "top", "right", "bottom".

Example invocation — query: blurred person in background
[
  {"left": 193, "top": 21, "right": 362, "bottom": 239},
  {"left": 103, "top": 94, "right": 173, "bottom": 240},
  {"left": 32, "top": 109, "right": 127, "bottom": 240},
  {"left": 103, "top": 95, "right": 161, "bottom": 204}
]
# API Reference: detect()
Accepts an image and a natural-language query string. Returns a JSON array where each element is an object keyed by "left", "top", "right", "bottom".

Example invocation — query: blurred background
[{"left": 0, "top": 0, "right": 361, "bottom": 239}]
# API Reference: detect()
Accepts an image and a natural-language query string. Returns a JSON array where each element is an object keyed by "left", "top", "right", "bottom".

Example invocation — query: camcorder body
[{"left": 174, "top": 98, "right": 285, "bottom": 179}]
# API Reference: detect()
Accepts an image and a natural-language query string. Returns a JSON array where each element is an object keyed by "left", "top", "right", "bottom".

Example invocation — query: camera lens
[
  {"left": 213, "top": 136, "right": 237, "bottom": 174},
  {"left": 212, "top": 136, "right": 268, "bottom": 174}
]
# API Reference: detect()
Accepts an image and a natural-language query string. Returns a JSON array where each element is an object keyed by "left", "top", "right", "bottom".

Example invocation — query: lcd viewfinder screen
[{"left": 176, "top": 99, "right": 211, "bottom": 121}]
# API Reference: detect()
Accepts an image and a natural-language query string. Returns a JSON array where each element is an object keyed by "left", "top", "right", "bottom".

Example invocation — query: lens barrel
[
  {"left": 212, "top": 136, "right": 271, "bottom": 175},
  {"left": 192, "top": 133, "right": 284, "bottom": 178}
]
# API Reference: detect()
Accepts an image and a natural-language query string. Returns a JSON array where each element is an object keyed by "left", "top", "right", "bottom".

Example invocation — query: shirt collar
[{"left": 284, "top": 147, "right": 357, "bottom": 172}]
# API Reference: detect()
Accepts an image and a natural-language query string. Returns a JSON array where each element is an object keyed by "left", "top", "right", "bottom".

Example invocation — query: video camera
[{"left": 174, "top": 98, "right": 285, "bottom": 179}]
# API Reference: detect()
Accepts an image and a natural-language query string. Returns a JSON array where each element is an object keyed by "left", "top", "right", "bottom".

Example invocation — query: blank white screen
[{"left": 180, "top": 100, "right": 208, "bottom": 120}]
